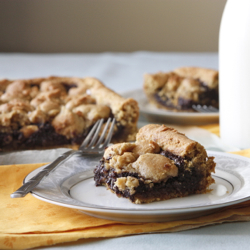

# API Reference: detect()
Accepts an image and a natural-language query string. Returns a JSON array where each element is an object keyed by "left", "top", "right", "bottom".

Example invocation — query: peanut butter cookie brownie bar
[
  {"left": 143, "top": 67, "right": 219, "bottom": 112},
  {"left": 0, "top": 77, "right": 139, "bottom": 151},
  {"left": 94, "top": 124, "right": 215, "bottom": 204}
]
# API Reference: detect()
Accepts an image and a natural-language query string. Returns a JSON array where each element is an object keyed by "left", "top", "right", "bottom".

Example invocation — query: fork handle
[{"left": 10, "top": 150, "right": 76, "bottom": 198}]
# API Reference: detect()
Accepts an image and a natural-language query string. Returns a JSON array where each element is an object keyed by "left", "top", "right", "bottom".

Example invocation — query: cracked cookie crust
[
  {"left": 143, "top": 67, "right": 219, "bottom": 112},
  {"left": 94, "top": 124, "right": 216, "bottom": 204},
  {"left": 0, "top": 76, "right": 139, "bottom": 151}
]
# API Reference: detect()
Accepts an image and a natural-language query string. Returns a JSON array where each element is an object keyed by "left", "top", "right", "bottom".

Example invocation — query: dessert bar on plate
[
  {"left": 143, "top": 67, "right": 219, "bottom": 112},
  {"left": 0, "top": 76, "right": 139, "bottom": 151},
  {"left": 94, "top": 124, "right": 216, "bottom": 204}
]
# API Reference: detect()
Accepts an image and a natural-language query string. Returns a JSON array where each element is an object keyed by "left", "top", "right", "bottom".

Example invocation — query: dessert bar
[
  {"left": 94, "top": 124, "right": 216, "bottom": 204},
  {"left": 143, "top": 67, "right": 219, "bottom": 111},
  {"left": 0, "top": 77, "right": 139, "bottom": 151}
]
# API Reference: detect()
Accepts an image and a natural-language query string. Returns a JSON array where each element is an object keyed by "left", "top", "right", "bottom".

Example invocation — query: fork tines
[
  {"left": 192, "top": 104, "right": 219, "bottom": 113},
  {"left": 79, "top": 118, "right": 116, "bottom": 153}
]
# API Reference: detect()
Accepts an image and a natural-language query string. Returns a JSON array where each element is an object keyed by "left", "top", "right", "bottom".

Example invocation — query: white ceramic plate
[
  {"left": 25, "top": 151, "right": 250, "bottom": 222},
  {"left": 122, "top": 89, "right": 219, "bottom": 125}
]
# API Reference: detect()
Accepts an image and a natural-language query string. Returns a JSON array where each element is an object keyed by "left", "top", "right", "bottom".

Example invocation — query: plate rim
[{"left": 25, "top": 151, "right": 250, "bottom": 216}]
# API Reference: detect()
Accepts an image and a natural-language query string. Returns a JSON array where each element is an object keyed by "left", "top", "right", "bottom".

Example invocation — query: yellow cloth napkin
[{"left": 1, "top": 125, "right": 250, "bottom": 249}]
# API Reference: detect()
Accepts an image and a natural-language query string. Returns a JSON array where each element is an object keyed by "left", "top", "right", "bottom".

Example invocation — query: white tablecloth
[
  {"left": 1, "top": 52, "right": 249, "bottom": 250},
  {"left": 0, "top": 52, "right": 218, "bottom": 93}
]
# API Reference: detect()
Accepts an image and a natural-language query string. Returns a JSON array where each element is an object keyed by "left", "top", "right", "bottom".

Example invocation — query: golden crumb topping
[
  {"left": 102, "top": 124, "right": 213, "bottom": 183},
  {"left": 0, "top": 77, "right": 139, "bottom": 142}
]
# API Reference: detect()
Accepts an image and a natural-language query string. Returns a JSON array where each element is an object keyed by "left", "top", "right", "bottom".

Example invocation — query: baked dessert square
[
  {"left": 143, "top": 67, "right": 219, "bottom": 112},
  {"left": 94, "top": 124, "right": 216, "bottom": 204},
  {"left": 0, "top": 76, "right": 139, "bottom": 151}
]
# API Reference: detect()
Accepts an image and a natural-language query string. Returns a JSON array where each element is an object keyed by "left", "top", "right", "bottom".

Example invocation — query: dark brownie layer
[
  {"left": 0, "top": 119, "right": 123, "bottom": 151},
  {"left": 154, "top": 82, "right": 219, "bottom": 111},
  {"left": 0, "top": 123, "right": 82, "bottom": 150},
  {"left": 94, "top": 150, "right": 205, "bottom": 203}
]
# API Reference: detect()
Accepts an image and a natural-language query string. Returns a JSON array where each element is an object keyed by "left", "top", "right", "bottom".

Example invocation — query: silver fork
[
  {"left": 11, "top": 118, "right": 116, "bottom": 198},
  {"left": 192, "top": 104, "right": 219, "bottom": 113}
]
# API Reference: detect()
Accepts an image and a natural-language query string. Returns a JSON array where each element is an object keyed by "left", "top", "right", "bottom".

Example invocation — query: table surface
[
  {"left": 0, "top": 52, "right": 218, "bottom": 93},
  {"left": 1, "top": 52, "right": 249, "bottom": 250}
]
